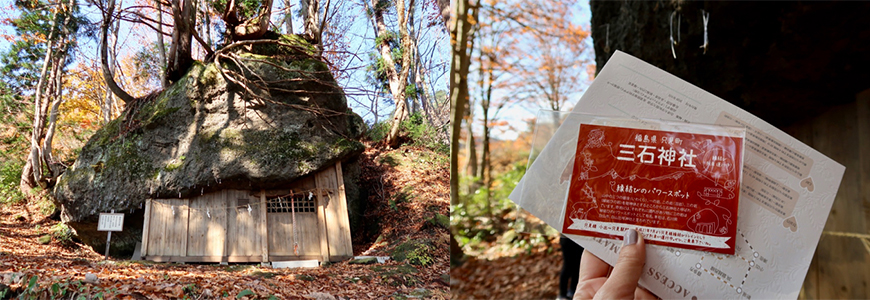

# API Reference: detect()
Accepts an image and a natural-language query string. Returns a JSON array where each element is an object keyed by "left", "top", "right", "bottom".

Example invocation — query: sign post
[{"left": 98, "top": 210, "right": 124, "bottom": 260}]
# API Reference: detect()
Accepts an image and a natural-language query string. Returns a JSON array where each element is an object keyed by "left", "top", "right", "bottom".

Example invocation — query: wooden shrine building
[{"left": 139, "top": 162, "right": 353, "bottom": 263}]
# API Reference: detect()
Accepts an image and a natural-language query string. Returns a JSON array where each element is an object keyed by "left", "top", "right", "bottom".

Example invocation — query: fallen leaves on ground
[
  {"left": 0, "top": 143, "right": 449, "bottom": 299},
  {"left": 450, "top": 240, "right": 563, "bottom": 300}
]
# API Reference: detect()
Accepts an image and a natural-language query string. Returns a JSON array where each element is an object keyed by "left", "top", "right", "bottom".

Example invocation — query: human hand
[{"left": 573, "top": 229, "right": 656, "bottom": 300}]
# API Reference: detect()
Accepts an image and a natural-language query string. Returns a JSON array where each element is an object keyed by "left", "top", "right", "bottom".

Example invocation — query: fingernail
[{"left": 623, "top": 229, "right": 638, "bottom": 246}]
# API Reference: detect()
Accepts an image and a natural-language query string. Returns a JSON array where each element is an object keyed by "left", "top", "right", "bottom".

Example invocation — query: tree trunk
[
  {"left": 411, "top": 29, "right": 433, "bottom": 124},
  {"left": 481, "top": 54, "right": 495, "bottom": 218},
  {"left": 480, "top": 91, "right": 491, "bottom": 218},
  {"left": 20, "top": 8, "right": 60, "bottom": 192},
  {"left": 465, "top": 117, "right": 477, "bottom": 176},
  {"left": 450, "top": 232, "right": 465, "bottom": 266},
  {"left": 415, "top": 64, "right": 434, "bottom": 125},
  {"left": 42, "top": 1, "right": 77, "bottom": 184},
  {"left": 200, "top": 2, "right": 212, "bottom": 50},
  {"left": 102, "top": 10, "right": 121, "bottom": 123},
  {"left": 43, "top": 51, "right": 68, "bottom": 181},
  {"left": 166, "top": 0, "right": 195, "bottom": 83},
  {"left": 372, "top": 0, "right": 413, "bottom": 148},
  {"left": 317, "top": 0, "right": 331, "bottom": 55},
  {"left": 437, "top": 0, "right": 450, "bottom": 28},
  {"left": 101, "top": 0, "right": 135, "bottom": 102},
  {"left": 156, "top": 0, "right": 168, "bottom": 87},
  {"left": 407, "top": 2, "right": 422, "bottom": 117},
  {"left": 301, "top": 0, "right": 327, "bottom": 51},
  {"left": 449, "top": 0, "right": 474, "bottom": 205},
  {"left": 300, "top": 0, "right": 314, "bottom": 36},
  {"left": 224, "top": 0, "right": 272, "bottom": 41},
  {"left": 283, "top": 0, "right": 293, "bottom": 34}
]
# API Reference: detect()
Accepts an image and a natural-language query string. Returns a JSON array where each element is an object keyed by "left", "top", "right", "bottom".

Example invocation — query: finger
[
  {"left": 578, "top": 249, "right": 611, "bottom": 281},
  {"left": 634, "top": 286, "right": 658, "bottom": 300},
  {"left": 573, "top": 277, "right": 605, "bottom": 300},
  {"left": 596, "top": 229, "right": 646, "bottom": 299}
]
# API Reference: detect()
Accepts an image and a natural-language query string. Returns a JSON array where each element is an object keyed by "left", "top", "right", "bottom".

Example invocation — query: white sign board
[{"left": 97, "top": 213, "right": 124, "bottom": 232}]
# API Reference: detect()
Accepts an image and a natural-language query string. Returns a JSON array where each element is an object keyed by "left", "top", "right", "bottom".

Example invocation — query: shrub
[
  {"left": 50, "top": 223, "right": 75, "bottom": 246},
  {"left": 366, "top": 113, "right": 447, "bottom": 153},
  {"left": 400, "top": 113, "right": 447, "bottom": 153},
  {"left": 0, "top": 160, "right": 25, "bottom": 205},
  {"left": 391, "top": 239, "right": 434, "bottom": 266}
]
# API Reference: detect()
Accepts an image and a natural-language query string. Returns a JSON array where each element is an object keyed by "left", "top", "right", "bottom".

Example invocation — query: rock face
[
  {"left": 53, "top": 33, "right": 366, "bottom": 254},
  {"left": 590, "top": 1, "right": 870, "bottom": 127}
]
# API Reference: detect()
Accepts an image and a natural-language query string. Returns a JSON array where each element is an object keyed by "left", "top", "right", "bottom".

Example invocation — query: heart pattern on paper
[
  {"left": 782, "top": 216, "right": 798, "bottom": 232},
  {"left": 800, "top": 177, "right": 814, "bottom": 192}
]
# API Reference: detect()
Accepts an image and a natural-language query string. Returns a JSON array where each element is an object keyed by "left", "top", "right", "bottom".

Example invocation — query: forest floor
[
  {"left": 449, "top": 236, "right": 563, "bottom": 300},
  {"left": 0, "top": 143, "right": 450, "bottom": 299}
]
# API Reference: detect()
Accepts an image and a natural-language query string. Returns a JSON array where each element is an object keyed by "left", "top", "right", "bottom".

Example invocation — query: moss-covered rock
[
  {"left": 348, "top": 257, "right": 378, "bottom": 265},
  {"left": 391, "top": 239, "right": 435, "bottom": 266},
  {"left": 53, "top": 31, "right": 365, "bottom": 254}
]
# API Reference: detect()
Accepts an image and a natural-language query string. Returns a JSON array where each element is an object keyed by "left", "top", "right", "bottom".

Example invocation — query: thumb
[{"left": 596, "top": 229, "right": 646, "bottom": 299}]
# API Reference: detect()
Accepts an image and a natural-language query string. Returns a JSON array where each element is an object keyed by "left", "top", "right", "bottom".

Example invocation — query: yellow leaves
[
  {"left": 488, "top": 120, "right": 509, "bottom": 127},
  {"left": 586, "top": 64, "right": 597, "bottom": 81},
  {"left": 466, "top": 14, "right": 477, "bottom": 26},
  {"left": 60, "top": 64, "right": 107, "bottom": 129}
]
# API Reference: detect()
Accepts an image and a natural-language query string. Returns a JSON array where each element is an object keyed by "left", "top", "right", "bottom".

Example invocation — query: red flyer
[{"left": 562, "top": 124, "right": 744, "bottom": 255}]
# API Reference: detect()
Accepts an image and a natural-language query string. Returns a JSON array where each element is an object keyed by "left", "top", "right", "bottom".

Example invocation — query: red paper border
[{"left": 562, "top": 124, "right": 743, "bottom": 255}]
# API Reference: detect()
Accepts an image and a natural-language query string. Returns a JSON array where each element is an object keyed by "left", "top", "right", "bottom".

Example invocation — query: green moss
[
  {"left": 197, "top": 128, "right": 321, "bottom": 173},
  {"left": 164, "top": 156, "right": 185, "bottom": 172},
  {"left": 235, "top": 52, "right": 328, "bottom": 77},
  {"left": 38, "top": 234, "right": 51, "bottom": 244},
  {"left": 199, "top": 129, "right": 218, "bottom": 144},
  {"left": 249, "top": 31, "right": 318, "bottom": 57},
  {"left": 370, "top": 264, "right": 421, "bottom": 288},
  {"left": 196, "top": 62, "right": 221, "bottom": 86},
  {"left": 332, "top": 138, "right": 364, "bottom": 156},
  {"left": 225, "top": 265, "right": 255, "bottom": 272},
  {"left": 409, "top": 289, "right": 432, "bottom": 298},
  {"left": 348, "top": 257, "right": 378, "bottom": 265},
  {"left": 101, "top": 135, "right": 155, "bottom": 180},
  {"left": 136, "top": 89, "right": 184, "bottom": 129},
  {"left": 371, "top": 264, "right": 418, "bottom": 275},
  {"left": 250, "top": 271, "right": 277, "bottom": 279},
  {"left": 90, "top": 117, "right": 125, "bottom": 149},
  {"left": 391, "top": 239, "right": 434, "bottom": 266},
  {"left": 428, "top": 214, "right": 449, "bottom": 229},
  {"left": 296, "top": 274, "right": 316, "bottom": 281}
]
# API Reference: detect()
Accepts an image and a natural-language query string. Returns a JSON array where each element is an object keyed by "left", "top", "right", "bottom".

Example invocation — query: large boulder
[{"left": 53, "top": 32, "right": 366, "bottom": 254}]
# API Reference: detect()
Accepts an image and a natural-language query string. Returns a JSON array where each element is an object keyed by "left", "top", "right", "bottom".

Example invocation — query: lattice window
[{"left": 267, "top": 194, "right": 315, "bottom": 213}]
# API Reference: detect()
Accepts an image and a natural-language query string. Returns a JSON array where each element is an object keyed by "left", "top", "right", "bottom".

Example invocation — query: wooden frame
[
  {"left": 145, "top": 255, "right": 323, "bottom": 263},
  {"left": 140, "top": 165, "right": 354, "bottom": 264}
]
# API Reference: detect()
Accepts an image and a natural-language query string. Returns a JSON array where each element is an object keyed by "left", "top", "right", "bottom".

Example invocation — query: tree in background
[
  {"left": 6, "top": 0, "right": 87, "bottom": 192},
  {"left": 370, "top": 0, "right": 411, "bottom": 148},
  {"left": 366, "top": 0, "right": 448, "bottom": 148},
  {"left": 449, "top": 0, "right": 475, "bottom": 205},
  {"left": 0, "top": 0, "right": 450, "bottom": 200},
  {"left": 486, "top": 0, "right": 589, "bottom": 111},
  {"left": 451, "top": 0, "right": 592, "bottom": 257},
  {"left": 463, "top": 0, "right": 589, "bottom": 207}
]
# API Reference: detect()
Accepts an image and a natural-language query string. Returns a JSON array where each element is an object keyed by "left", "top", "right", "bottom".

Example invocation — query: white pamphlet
[{"left": 509, "top": 51, "right": 845, "bottom": 299}]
